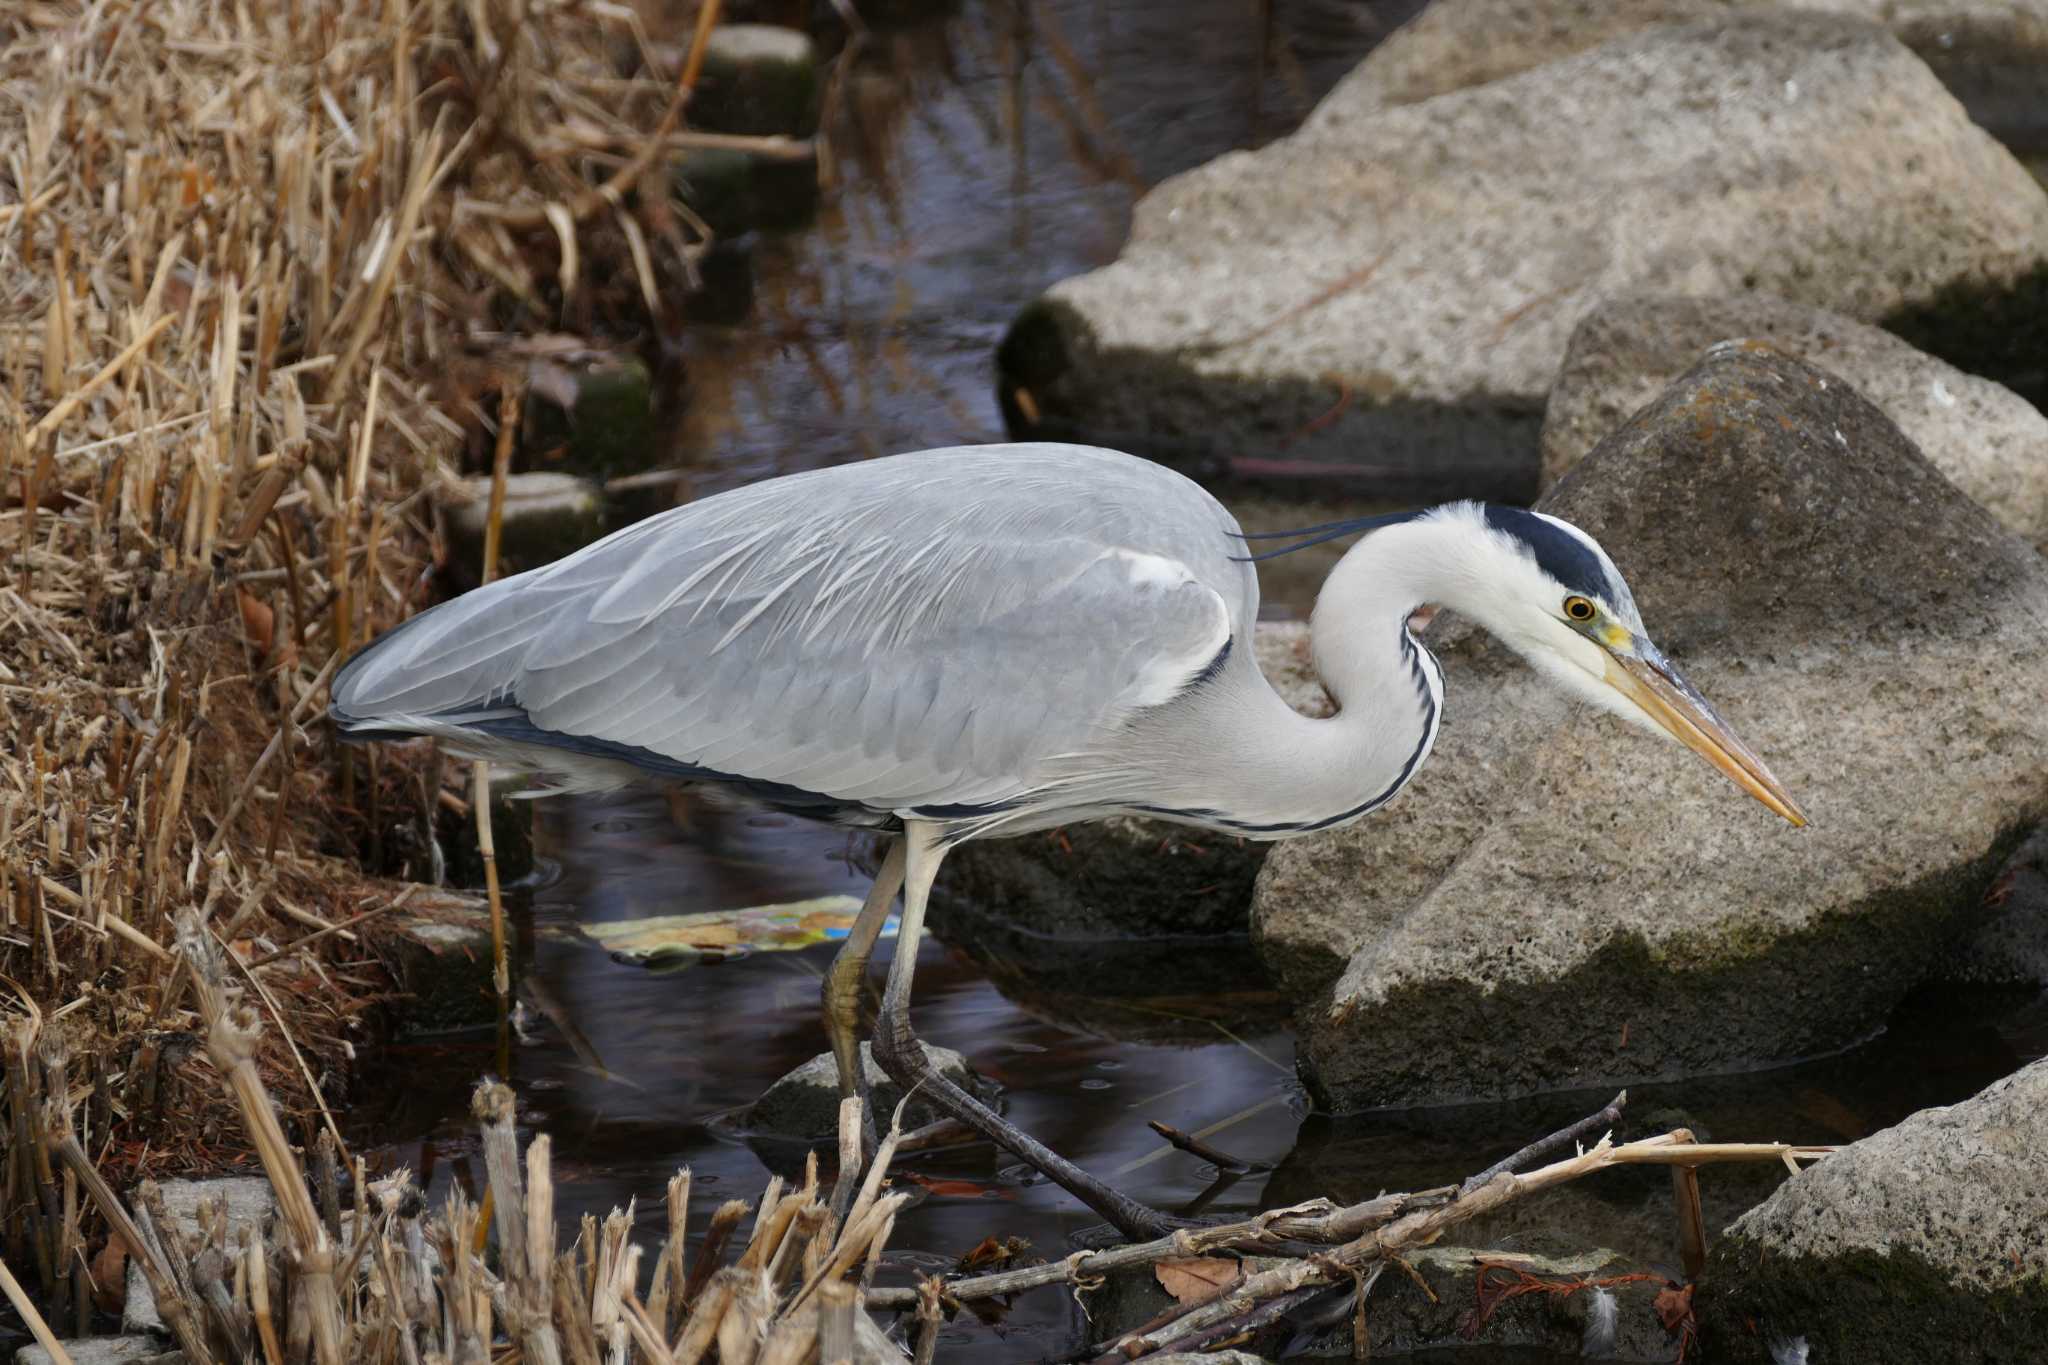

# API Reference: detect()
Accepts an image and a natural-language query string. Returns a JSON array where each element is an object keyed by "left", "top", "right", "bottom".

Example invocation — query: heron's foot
[{"left": 871, "top": 1011, "right": 1185, "bottom": 1243}]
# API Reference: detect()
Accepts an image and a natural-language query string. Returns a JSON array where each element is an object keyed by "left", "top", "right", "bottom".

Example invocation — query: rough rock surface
[
  {"left": 1252, "top": 345, "right": 2048, "bottom": 1110},
  {"left": 1000, "top": 14, "right": 2048, "bottom": 499},
  {"left": 1323, "top": 0, "right": 2048, "bottom": 152},
  {"left": 1540, "top": 295, "right": 2048, "bottom": 550},
  {"left": 1942, "top": 825, "right": 2048, "bottom": 987},
  {"left": 17, "top": 1336, "right": 179, "bottom": 1365},
  {"left": 746, "top": 1041, "right": 979, "bottom": 1140},
  {"left": 1700, "top": 1059, "right": 2048, "bottom": 1361}
]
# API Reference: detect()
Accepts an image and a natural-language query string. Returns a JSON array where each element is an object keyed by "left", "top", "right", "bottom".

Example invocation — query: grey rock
[
  {"left": 1323, "top": 0, "right": 2048, "bottom": 152},
  {"left": 689, "top": 25, "right": 820, "bottom": 138},
  {"left": 1000, "top": 14, "right": 2048, "bottom": 500},
  {"left": 1253, "top": 344, "right": 2048, "bottom": 1110},
  {"left": 1700, "top": 1058, "right": 2048, "bottom": 1360},
  {"left": 444, "top": 472, "right": 606, "bottom": 581},
  {"left": 746, "top": 1041, "right": 979, "bottom": 1140},
  {"left": 1540, "top": 295, "right": 2048, "bottom": 551},
  {"left": 123, "top": 1177, "right": 275, "bottom": 1333},
  {"left": 1942, "top": 825, "right": 2048, "bottom": 986},
  {"left": 17, "top": 1336, "right": 181, "bottom": 1365}
]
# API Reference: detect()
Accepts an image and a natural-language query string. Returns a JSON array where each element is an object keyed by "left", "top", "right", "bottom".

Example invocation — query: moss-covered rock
[
  {"left": 1698, "top": 1058, "right": 2048, "bottom": 1362},
  {"left": 689, "top": 25, "right": 821, "bottom": 138},
  {"left": 523, "top": 353, "right": 655, "bottom": 480}
]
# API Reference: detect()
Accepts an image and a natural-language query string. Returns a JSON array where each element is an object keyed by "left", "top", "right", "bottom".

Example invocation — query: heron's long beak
[{"left": 1601, "top": 640, "right": 1807, "bottom": 827}]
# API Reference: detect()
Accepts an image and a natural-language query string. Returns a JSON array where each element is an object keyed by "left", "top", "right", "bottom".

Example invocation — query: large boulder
[
  {"left": 1540, "top": 295, "right": 2048, "bottom": 551},
  {"left": 1323, "top": 0, "right": 2048, "bottom": 153},
  {"left": 1700, "top": 1059, "right": 2048, "bottom": 1361},
  {"left": 1252, "top": 344, "right": 2048, "bottom": 1110},
  {"left": 999, "top": 14, "right": 2048, "bottom": 501}
]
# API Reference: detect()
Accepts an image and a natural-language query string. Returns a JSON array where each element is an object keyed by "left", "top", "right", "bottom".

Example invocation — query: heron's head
[{"left": 1439, "top": 503, "right": 1806, "bottom": 827}]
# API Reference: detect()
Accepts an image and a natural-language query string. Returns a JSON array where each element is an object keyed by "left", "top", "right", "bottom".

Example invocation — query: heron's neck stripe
[{"left": 1144, "top": 623, "right": 1441, "bottom": 836}]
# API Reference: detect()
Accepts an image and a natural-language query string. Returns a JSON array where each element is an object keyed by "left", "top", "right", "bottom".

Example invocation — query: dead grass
[{"left": 0, "top": 0, "right": 721, "bottom": 1183}]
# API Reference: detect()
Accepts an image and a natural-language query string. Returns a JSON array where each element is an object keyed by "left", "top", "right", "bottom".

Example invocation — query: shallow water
[
  {"left": 355, "top": 2, "right": 2047, "bottom": 1359},
  {"left": 356, "top": 788, "right": 2046, "bottom": 1360}
]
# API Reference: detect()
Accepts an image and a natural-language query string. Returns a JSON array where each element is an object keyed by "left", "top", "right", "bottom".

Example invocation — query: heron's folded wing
[{"left": 331, "top": 450, "right": 1241, "bottom": 811}]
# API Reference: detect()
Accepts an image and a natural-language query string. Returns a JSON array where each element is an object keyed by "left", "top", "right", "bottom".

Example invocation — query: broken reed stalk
[
  {"left": 475, "top": 382, "right": 520, "bottom": 1010},
  {"left": 15, "top": 923, "right": 913, "bottom": 1363},
  {"left": 866, "top": 1131, "right": 1834, "bottom": 1315}
]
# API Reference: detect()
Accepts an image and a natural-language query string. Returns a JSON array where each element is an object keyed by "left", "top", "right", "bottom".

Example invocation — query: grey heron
[{"left": 331, "top": 442, "right": 1803, "bottom": 1238}]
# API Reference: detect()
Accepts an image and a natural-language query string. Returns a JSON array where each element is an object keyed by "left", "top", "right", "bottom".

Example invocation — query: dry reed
[
  {"left": 4, "top": 915, "right": 908, "bottom": 1363},
  {"left": 0, "top": 0, "right": 751, "bottom": 1332}
]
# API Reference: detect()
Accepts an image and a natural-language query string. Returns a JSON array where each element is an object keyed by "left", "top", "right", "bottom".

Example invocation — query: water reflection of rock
[{"left": 923, "top": 817, "right": 1286, "bottom": 1043}]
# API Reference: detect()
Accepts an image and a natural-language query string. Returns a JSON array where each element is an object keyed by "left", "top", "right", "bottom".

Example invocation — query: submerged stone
[
  {"left": 746, "top": 1041, "right": 981, "bottom": 1141},
  {"left": 1000, "top": 13, "right": 2048, "bottom": 499},
  {"left": 1254, "top": 345, "right": 2048, "bottom": 1110},
  {"left": 1700, "top": 1058, "right": 2048, "bottom": 1361},
  {"left": 1542, "top": 295, "right": 2048, "bottom": 549}
]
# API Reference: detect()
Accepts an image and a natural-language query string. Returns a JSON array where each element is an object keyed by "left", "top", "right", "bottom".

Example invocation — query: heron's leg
[
  {"left": 870, "top": 822, "right": 1185, "bottom": 1241},
  {"left": 823, "top": 837, "right": 907, "bottom": 1126}
]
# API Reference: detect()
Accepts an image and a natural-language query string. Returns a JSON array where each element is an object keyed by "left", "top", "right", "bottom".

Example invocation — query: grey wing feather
[{"left": 331, "top": 444, "right": 1251, "bottom": 815}]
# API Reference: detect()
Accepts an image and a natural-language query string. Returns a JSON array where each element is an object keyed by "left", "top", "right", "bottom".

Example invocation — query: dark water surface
[{"left": 355, "top": 3, "right": 2046, "bottom": 1359}]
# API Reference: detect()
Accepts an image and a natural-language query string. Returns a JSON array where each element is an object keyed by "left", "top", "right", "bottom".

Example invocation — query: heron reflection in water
[{"left": 332, "top": 443, "right": 1804, "bottom": 1238}]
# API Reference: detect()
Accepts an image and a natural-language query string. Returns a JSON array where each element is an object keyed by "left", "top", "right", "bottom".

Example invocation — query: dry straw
[
  {"left": 0, "top": 11, "right": 773, "bottom": 1353},
  {"left": 0, "top": 0, "right": 723, "bottom": 1168}
]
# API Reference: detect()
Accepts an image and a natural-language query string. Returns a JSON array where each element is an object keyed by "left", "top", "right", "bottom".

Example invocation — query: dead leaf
[
  {"left": 1156, "top": 1257, "right": 1241, "bottom": 1306},
  {"left": 238, "top": 588, "right": 274, "bottom": 659},
  {"left": 89, "top": 1239, "right": 128, "bottom": 1313},
  {"left": 956, "top": 1234, "right": 1031, "bottom": 1273},
  {"left": 1654, "top": 1282, "right": 1695, "bottom": 1333}
]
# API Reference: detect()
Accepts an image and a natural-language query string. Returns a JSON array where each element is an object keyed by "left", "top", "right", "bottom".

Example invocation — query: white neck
[{"left": 1134, "top": 517, "right": 1486, "bottom": 837}]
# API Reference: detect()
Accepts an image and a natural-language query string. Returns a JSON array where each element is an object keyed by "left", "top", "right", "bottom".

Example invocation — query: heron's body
[
  {"left": 332, "top": 444, "right": 1443, "bottom": 841},
  {"left": 332, "top": 440, "right": 1802, "bottom": 1240}
]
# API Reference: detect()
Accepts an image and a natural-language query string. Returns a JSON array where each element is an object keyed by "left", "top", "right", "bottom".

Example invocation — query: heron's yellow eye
[{"left": 1564, "top": 596, "right": 1596, "bottom": 622}]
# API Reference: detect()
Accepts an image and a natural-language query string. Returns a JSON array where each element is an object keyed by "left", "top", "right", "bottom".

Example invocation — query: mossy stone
[
  {"left": 523, "top": 356, "right": 655, "bottom": 480},
  {"left": 690, "top": 24, "right": 820, "bottom": 137}
]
